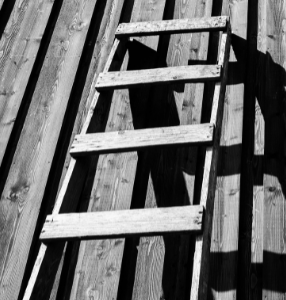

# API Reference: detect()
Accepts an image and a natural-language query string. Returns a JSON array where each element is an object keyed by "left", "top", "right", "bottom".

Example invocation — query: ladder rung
[
  {"left": 40, "top": 206, "right": 204, "bottom": 242},
  {"left": 115, "top": 16, "right": 229, "bottom": 38},
  {"left": 95, "top": 65, "right": 221, "bottom": 91},
  {"left": 70, "top": 123, "right": 214, "bottom": 157}
]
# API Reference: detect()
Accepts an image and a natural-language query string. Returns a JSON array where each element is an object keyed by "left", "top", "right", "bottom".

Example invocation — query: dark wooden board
[{"left": 237, "top": 0, "right": 263, "bottom": 298}]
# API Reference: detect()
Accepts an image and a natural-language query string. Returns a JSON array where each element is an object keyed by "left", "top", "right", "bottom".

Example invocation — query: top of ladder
[{"left": 115, "top": 16, "right": 229, "bottom": 38}]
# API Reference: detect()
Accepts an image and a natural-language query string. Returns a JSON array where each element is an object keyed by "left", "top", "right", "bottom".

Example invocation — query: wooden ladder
[{"left": 24, "top": 16, "right": 231, "bottom": 300}]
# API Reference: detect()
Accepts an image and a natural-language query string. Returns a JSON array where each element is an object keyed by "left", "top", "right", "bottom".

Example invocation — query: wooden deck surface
[{"left": 0, "top": 0, "right": 285, "bottom": 299}]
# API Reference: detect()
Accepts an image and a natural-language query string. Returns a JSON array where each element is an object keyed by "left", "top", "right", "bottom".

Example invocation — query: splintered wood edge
[
  {"left": 115, "top": 16, "right": 229, "bottom": 37},
  {"left": 40, "top": 206, "right": 204, "bottom": 242},
  {"left": 70, "top": 123, "right": 214, "bottom": 156},
  {"left": 95, "top": 65, "right": 221, "bottom": 91},
  {"left": 190, "top": 23, "right": 231, "bottom": 300}
]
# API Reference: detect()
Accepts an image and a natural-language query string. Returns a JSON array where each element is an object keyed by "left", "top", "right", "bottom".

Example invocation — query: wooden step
[
  {"left": 115, "top": 16, "right": 228, "bottom": 38},
  {"left": 95, "top": 65, "right": 221, "bottom": 91},
  {"left": 70, "top": 123, "right": 214, "bottom": 157},
  {"left": 40, "top": 206, "right": 204, "bottom": 242}
]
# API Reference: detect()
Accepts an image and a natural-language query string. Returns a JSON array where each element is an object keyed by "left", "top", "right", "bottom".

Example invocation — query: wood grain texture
[
  {"left": 69, "top": 1, "right": 168, "bottom": 300},
  {"left": 262, "top": 0, "right": 286, "bottom": 299},
  {"left": 46, "top": 2, "right": 128, "bottom": 297},
  {"left": 116, "top": 16, "right": 228, "bottom": 37},
  {"left": 96, "top": 65, "right": 221, "bottom": 91},
  {"left": 251, "top": 101, "right": 264, "bottom": 298},
  {"left": 41, "top": 206, "right": 204, "bottom": 241},
  {"left": 23, "top": 4, "right": 127, "bottom": 298},
  {"left": 0, "top": 0, "right": 54, "bottom": 167},
  {"left": 55, "top": 0, "right": 128, "bottom": 195},
  {"left": 71, "top": 123, "right": 214, "bottom": 156},
  {"left": 209, "top": 1, "right": 247, "bottom": 299},
  {"left": 131, "top": 1, "right": 216, "bottom": 299},
  {"left": 0, "top": 0, "right": 98, "bottom": 299}
]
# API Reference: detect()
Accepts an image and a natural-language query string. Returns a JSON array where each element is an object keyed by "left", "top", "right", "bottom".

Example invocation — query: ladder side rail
[
  {"left": 23, "top": 37, "right": 128, "bottom": 300},
  {"left": 190, "top": 23, "right": 231, "bottom": 300}
]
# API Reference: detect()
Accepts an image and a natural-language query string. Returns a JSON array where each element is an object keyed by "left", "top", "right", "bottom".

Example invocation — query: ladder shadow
[
  {"left": 208, "top": 6, "right": 286, "bottom": 297},
  {"left": 41, "top": 3, "right": 286, "bottom": 299},
  {"left": 117, "top": 32, "right": 212, "bottom": 298},
  {"left": 119, "top": 27, "right": 286, "bottom": 300},
  {"left": 209, "top": 250, "right": 286, "bottom": 295}
]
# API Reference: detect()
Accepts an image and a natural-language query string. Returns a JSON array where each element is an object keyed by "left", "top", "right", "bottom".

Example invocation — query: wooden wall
[
  {"left": 0, "top": 0, "right": 285, "bottom": 299},
  {"left": 238, "top": 0, "right": 286, "bottom": 299}
]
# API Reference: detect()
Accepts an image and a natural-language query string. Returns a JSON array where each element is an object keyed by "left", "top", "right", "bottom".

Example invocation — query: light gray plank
[
  {"left": 70, "top": 123, "right": 214, "bottom": 156},
  {"left": 40, "top": 205, "right": 204, "bottom": 241},
  {"left": 95, "top": 65, "right": 221, "bottom": 91},
  {"left": 115, "top": 16, "right": 229, "bottom": 37}
]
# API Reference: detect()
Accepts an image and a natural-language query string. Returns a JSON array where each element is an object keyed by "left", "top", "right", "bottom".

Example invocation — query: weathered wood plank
[
  {"left": 23, "top": 12, "right": 127, "bottom": 300},
  {"left": 0, "top": 0, "right": 99, "bottom": 299},
  {"left": 262, "top": 0, "right": 286, "bottom": 298},
  {"left": 70, "top": 123, "right": 214, "bottom": 156},
  {"left": 191, "top": 24, "right": 231, "bottom": 300},
  {"left": 95, "top": 65, "right": 221, "bottom": 90},
  {"left": 251, "top": 101, "right": 264, "bottom": 299},
  {"left": 41, "top": 206, "right": 204, "bottom": 241},
  {"left": 209, "top": 1, "right": 247, "bottom": 299},
  {"left": 115, "top": 16, "right": 228, "bottom": 37},
  {"left": 0, "top": 0, "right": 54, "bottom": 167}
]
